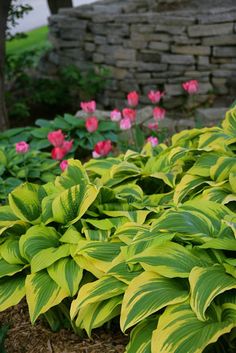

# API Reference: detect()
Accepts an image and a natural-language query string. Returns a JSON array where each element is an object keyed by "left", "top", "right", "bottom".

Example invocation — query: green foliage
[
  {"left": 0, "top": 325, "right": 8, "bottom": 353},
  {"left": 0, "top": 145, "right": 60, "bottom": 202},
  {"left": 5, "top": 49, "right": 110, "bottom": 122},
  {"left": 0, "top": 107, "right": 236, "bottom": 352}
]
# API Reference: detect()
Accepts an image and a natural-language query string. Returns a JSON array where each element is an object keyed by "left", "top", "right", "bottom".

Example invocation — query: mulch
[{"left": 0, "top": 301, "right": 128, "bottom": 353}]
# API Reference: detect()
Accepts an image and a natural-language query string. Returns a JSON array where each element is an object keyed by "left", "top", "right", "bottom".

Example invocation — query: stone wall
[{"left": 47, "top": 0, "right": 236, "bottom": 108}]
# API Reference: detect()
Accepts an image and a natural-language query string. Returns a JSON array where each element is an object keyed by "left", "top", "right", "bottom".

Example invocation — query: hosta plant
[{"left": 0, "top": 106, "right": 236, "bottom": 353}]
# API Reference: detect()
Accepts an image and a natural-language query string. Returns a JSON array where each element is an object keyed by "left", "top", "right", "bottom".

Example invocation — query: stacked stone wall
[{"left": 48, "top": 0, "right": 236, "bottom": 108}]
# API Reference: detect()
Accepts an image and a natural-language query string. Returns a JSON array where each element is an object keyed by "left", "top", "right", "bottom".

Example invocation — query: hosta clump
[{"left": 0, "top": 107, "right": 236, "bottom": 352}]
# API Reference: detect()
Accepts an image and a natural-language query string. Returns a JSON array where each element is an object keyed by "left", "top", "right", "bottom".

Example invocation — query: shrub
[{"left": 0, "top": 106, "right": 235, "bottom": 353}]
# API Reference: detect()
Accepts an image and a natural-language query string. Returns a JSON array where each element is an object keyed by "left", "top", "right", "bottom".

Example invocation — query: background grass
[{"left": 6, "top": 26, "right": 49, "bottom": 56}]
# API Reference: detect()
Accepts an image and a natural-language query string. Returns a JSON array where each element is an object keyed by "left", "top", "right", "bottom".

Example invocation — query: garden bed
[{"left": 0, "top": 301, "right": 127, "bottom": 353}]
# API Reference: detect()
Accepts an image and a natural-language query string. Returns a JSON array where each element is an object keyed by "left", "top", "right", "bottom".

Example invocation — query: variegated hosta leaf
[
  {"left": 82, "top": 228, "right": 111, "bottom": 241},
  {"left": 188, "top": 153, "right": 220, "bottom": 177},
  {"left": 120, "top": 271, "right": 188, "bottom": 331},
  {"left": 189, "top": 265, "right": 236, "bottom": 321},
  {"left": 102, "top": 162, "right": 141, "bottom": 187},
  {"left": 113, "top": 183, "right": 143, "bottom": 202},
  {"left": 19, "top": 225, "right": 60, "bottom": 262},
  {"left": 74, "top": 241, "right": 123, "bottom": 274},
  {"left": 201, "top": 184, "right": 233, "bottom": 204},
  {"left": 197, "top": 130, "right": 232, "bottom": 153},
  {"left": 113, "top": 223, "right": 149, "bottom": 244},
  {"left": 199, "top": 238, "right": 236, "bottom": 251},
  {"left": 47, "top": 257, "right": 83, "bottom": 296},
  {"left": 0, "top": 258, "right": 25, "bottom": 278},
  {"left": 52, "top": 184, "right": 100, "bottom": 225},
  {"left": 125, "top": 317, "right": 158, "bottom": 353},
  {"left": 151, "top": 301, "right": 236, "bottom": 353},
  {"left": 222, "top": 106, "right": 236, "bottom": 136},
  {"left": 0, "top": 236, "right": 25, "bottom": 264},
  {"left": 31, "top": 243, "right": 70, "bottom": 273},
  {"left": 0, "top": 274, "right": 25, "bottom": 311},
  {"left": 70, "top": 276, "right": 127, "bottom": 320},
  {"left": 210, "top": 157, "right": 236, "bottom": 182},
  {"left": 25, "top": 270, "right": 68, "bottom": 323},
  {"left": 55, "top": 159, "right": 89, "bottom": 190},
  {"left": 75, "top": 295, "right": 122, "bottom": 336},
  {"left": 153, "top": 200, "right": 233, "bottom": 239},
  {"left": 60, "top": 226, "right": 83, "bottom": 244},
  {"left": 83, "top": 217, "right": 127, "bottom": 230},
  {"left": 107, "top": 257, "right": 143, "bottom": 285},
  {"left": 84, "top": 157, "right": 121, "bottom": 177},
  {"left": 229, "top": 172, "right": 236, "bottom": 193},
  {"left": 127, "top": 241, "right": 205, "bottom": 278},
  {"left": 0, "top": 205, "right": 28, "bottom": 236},
  {"left": 9, "top": 183, "right": 46, "bottom": 224},
  {"left": 173, "top": 174, "right": 207, "bottom": 204},
  {"left": 101, "top": 210, "right": 150, "bottom": 224}
]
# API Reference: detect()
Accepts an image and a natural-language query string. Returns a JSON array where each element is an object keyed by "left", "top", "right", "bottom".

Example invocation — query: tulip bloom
[
  {"left": 51, "top": 147, "right": 67, "bottom": 160},
  {"left": 127, "top": 91, "right": 139, "bottom": 107},
  {"left": 182, "top": 80, "right": 199, "bottom": 94},
  {"left": 62, "top": 140, "right": 73, "bottom": 153},
  {"left": 60, "top": 160, "right": 69, "bottom": 172},
  {"left": 147, "top": 136, "right": 158, "bottom": 147},
  {"left": 93, "top": 140, "right": 112, "bottom": 158},
  {"left": 122, "top": 108, "right": 136, "bottom": 122},
  {"left": 48, "top": 130, "right": 65, "bottom": 147},
  {"left": 110, "top": 109, "right": 122, "bottom": 122},
  {"left": 85, "top": 116, "right": 98, "bottom": 133},
  {"left": 148, "top": 90, "right": 165, "bottom": 104},
  {"left": 148, "top": 122, "right": 159, "bottom": 130},
  {"left": 153, "top": 107, "right": 166, "bottom": 121},
  {"left": 80, "top": 100, "right": 96, "bottom": 113},
  {"left": 120, "top": 117, "right": 132, "bottom": 130},
  {"left": 15, "top": 141, "right": 29, "bottom": 154}
]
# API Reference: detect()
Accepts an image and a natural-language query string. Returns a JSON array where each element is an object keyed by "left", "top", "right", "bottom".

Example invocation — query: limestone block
[
  {"left": 147, "top": 14, "right": 196, "bottom": 26},
  {"left": 161, "top": 54, "right": 195, "bottom": 65},
  {"left": 130, "top": 24, "right": 156, "bottom": 33},
  {"left": 107, "top": 35, "right": 123, "bottom": 45},
  {"left": 113, "top": 48, "right": 136, "bottom": 61},
  {"left": 212, "top": 70, "right": 235, "bottom": 78},
  {"left": 196, "top": 108, "right": 228, "bottom": 122},
  {"left": 171, "top": 45, "right": 211, "bottom": 56},
  {"left": 212, "top": 78, "right": 228, "bottom": 95},
  {"left": 164, "top": 83, "right": 183, "bottom": 96},
  {"left": 172, "top": 35, "right": 201, "bottom": 45},
  {"left": 169, "top": 64, "right": 195, "bottom": 72},
  {"left": 124, "top": 40, "right": 147, "bottom": 49},
  {"left": 93, "top": 53, "right": 105, "bottom": 64},
  {"left": 137, "top": 62, "right": 168, "bottom": 72},
  {"left": 149, "top": 42, "right": 170, "bottom": 51},
  {"left": 155, "top": 24, "right": 186, "bottom": 35},
  {"left": 85, "top": 42, "right": 95, "bottom": 51},
  {"left": 213, "top": 46, "right": 236, "bottom": 57},
  {"left": 197, "top": 12, "right": 236, "bottom": 24},
  {"left": 94, "top": 36, "right": 107, "bottom": 45},
  {"left": 197, "top": 56, "right": 210, "bottom": 66},
  {"left": 188, "top": 23, "right": 233, "bottom": 37},
  {"left": 131, "top": 33, "right": 171, "bottom": 43},
  {"left": 116, "top": 61, "right": 138, "bottom": 68},
  {"left": 203, "top": 34, "right": 236, "bottom": 46},
  {"left": 137, "top": 50, "right": 161, "bottom": 63}
]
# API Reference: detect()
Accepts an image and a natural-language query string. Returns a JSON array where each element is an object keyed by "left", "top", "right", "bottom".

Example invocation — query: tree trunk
[
  {"left": 0, "top": 0, "right": 11, "bottom": 131},
  {"left": 47, "top": 0, "right": 73, "bottom": 14}
]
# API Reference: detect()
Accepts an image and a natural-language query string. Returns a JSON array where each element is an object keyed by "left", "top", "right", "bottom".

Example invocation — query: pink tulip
[
  {"left": 110, "top": 109, "right": 122, "bottom": 122},
  {"left": 120, "top": 117, "right": 132, "bottom": 130},
  {"left": 122, "top": 108, "right": 136, "bottom": 122},
  {"left": 147, "top": 136, "right": 158, "bottom": 147},
  {"left": 148, "top": 90, "right": 165, "bottom": 104},
  {"left": 60, "top": 160, "right": 69, "bottom": 172},
  {"left": 153, "top": 107, "right": 166, "bottom": 121},
  {"left": 80, "top": 100, "right": 96, "bottom": 113},
  {"left": 182, "top": 80, "right": 199, "bottom": 94},
  {"left": 15, "top": 141, "right": 29, "bottom": 154},
  {"left": 51, "top": 147, "right": 67, "bottom": 160},
  {"left": 127, "top": 91, "right": 139, "bottom": 107},
  {"left": 148, "top": 122, "right": 159, "bottom": 130},
  {"left": 93, "top": 140, "right": 112, "bottom": 158},
  {"left": 85, "top": 116, "right": 98, "bottom": 133},
  {"left": 48, "top": 130, "right": 65, "bottom": 147},
  {"left": 62, "top": 140, "right": 73, "bottom": 153}
]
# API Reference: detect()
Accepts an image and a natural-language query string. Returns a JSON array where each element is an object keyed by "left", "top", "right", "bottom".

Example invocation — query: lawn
[{"left": 6, "top": 26, "right": 49, "bottom": 56}]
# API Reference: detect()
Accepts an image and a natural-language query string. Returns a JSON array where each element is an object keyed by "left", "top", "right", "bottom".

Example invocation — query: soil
[
  {"left": 0, "top": 301, "right": 128, "bottom": 353},
  {"left": 157, "top": 0, "right": 236, "bottom": 12}
]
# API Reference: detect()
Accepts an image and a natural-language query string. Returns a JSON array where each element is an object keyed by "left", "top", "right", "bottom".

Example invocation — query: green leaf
[
  {"left": 26, "top": 271, "right": 68, "bottom": 323},
  {"left": 189, "top": 265, "right": 236, "bottom": 321},
  {"left": 0, "top": 274, "right": 25, "bottom": 311},
  {"left": 121, "top": 271, "right": 188, "bottom": 331},
  {"left": 152, "top": 301, "right": 236, "bottom": 353}
]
